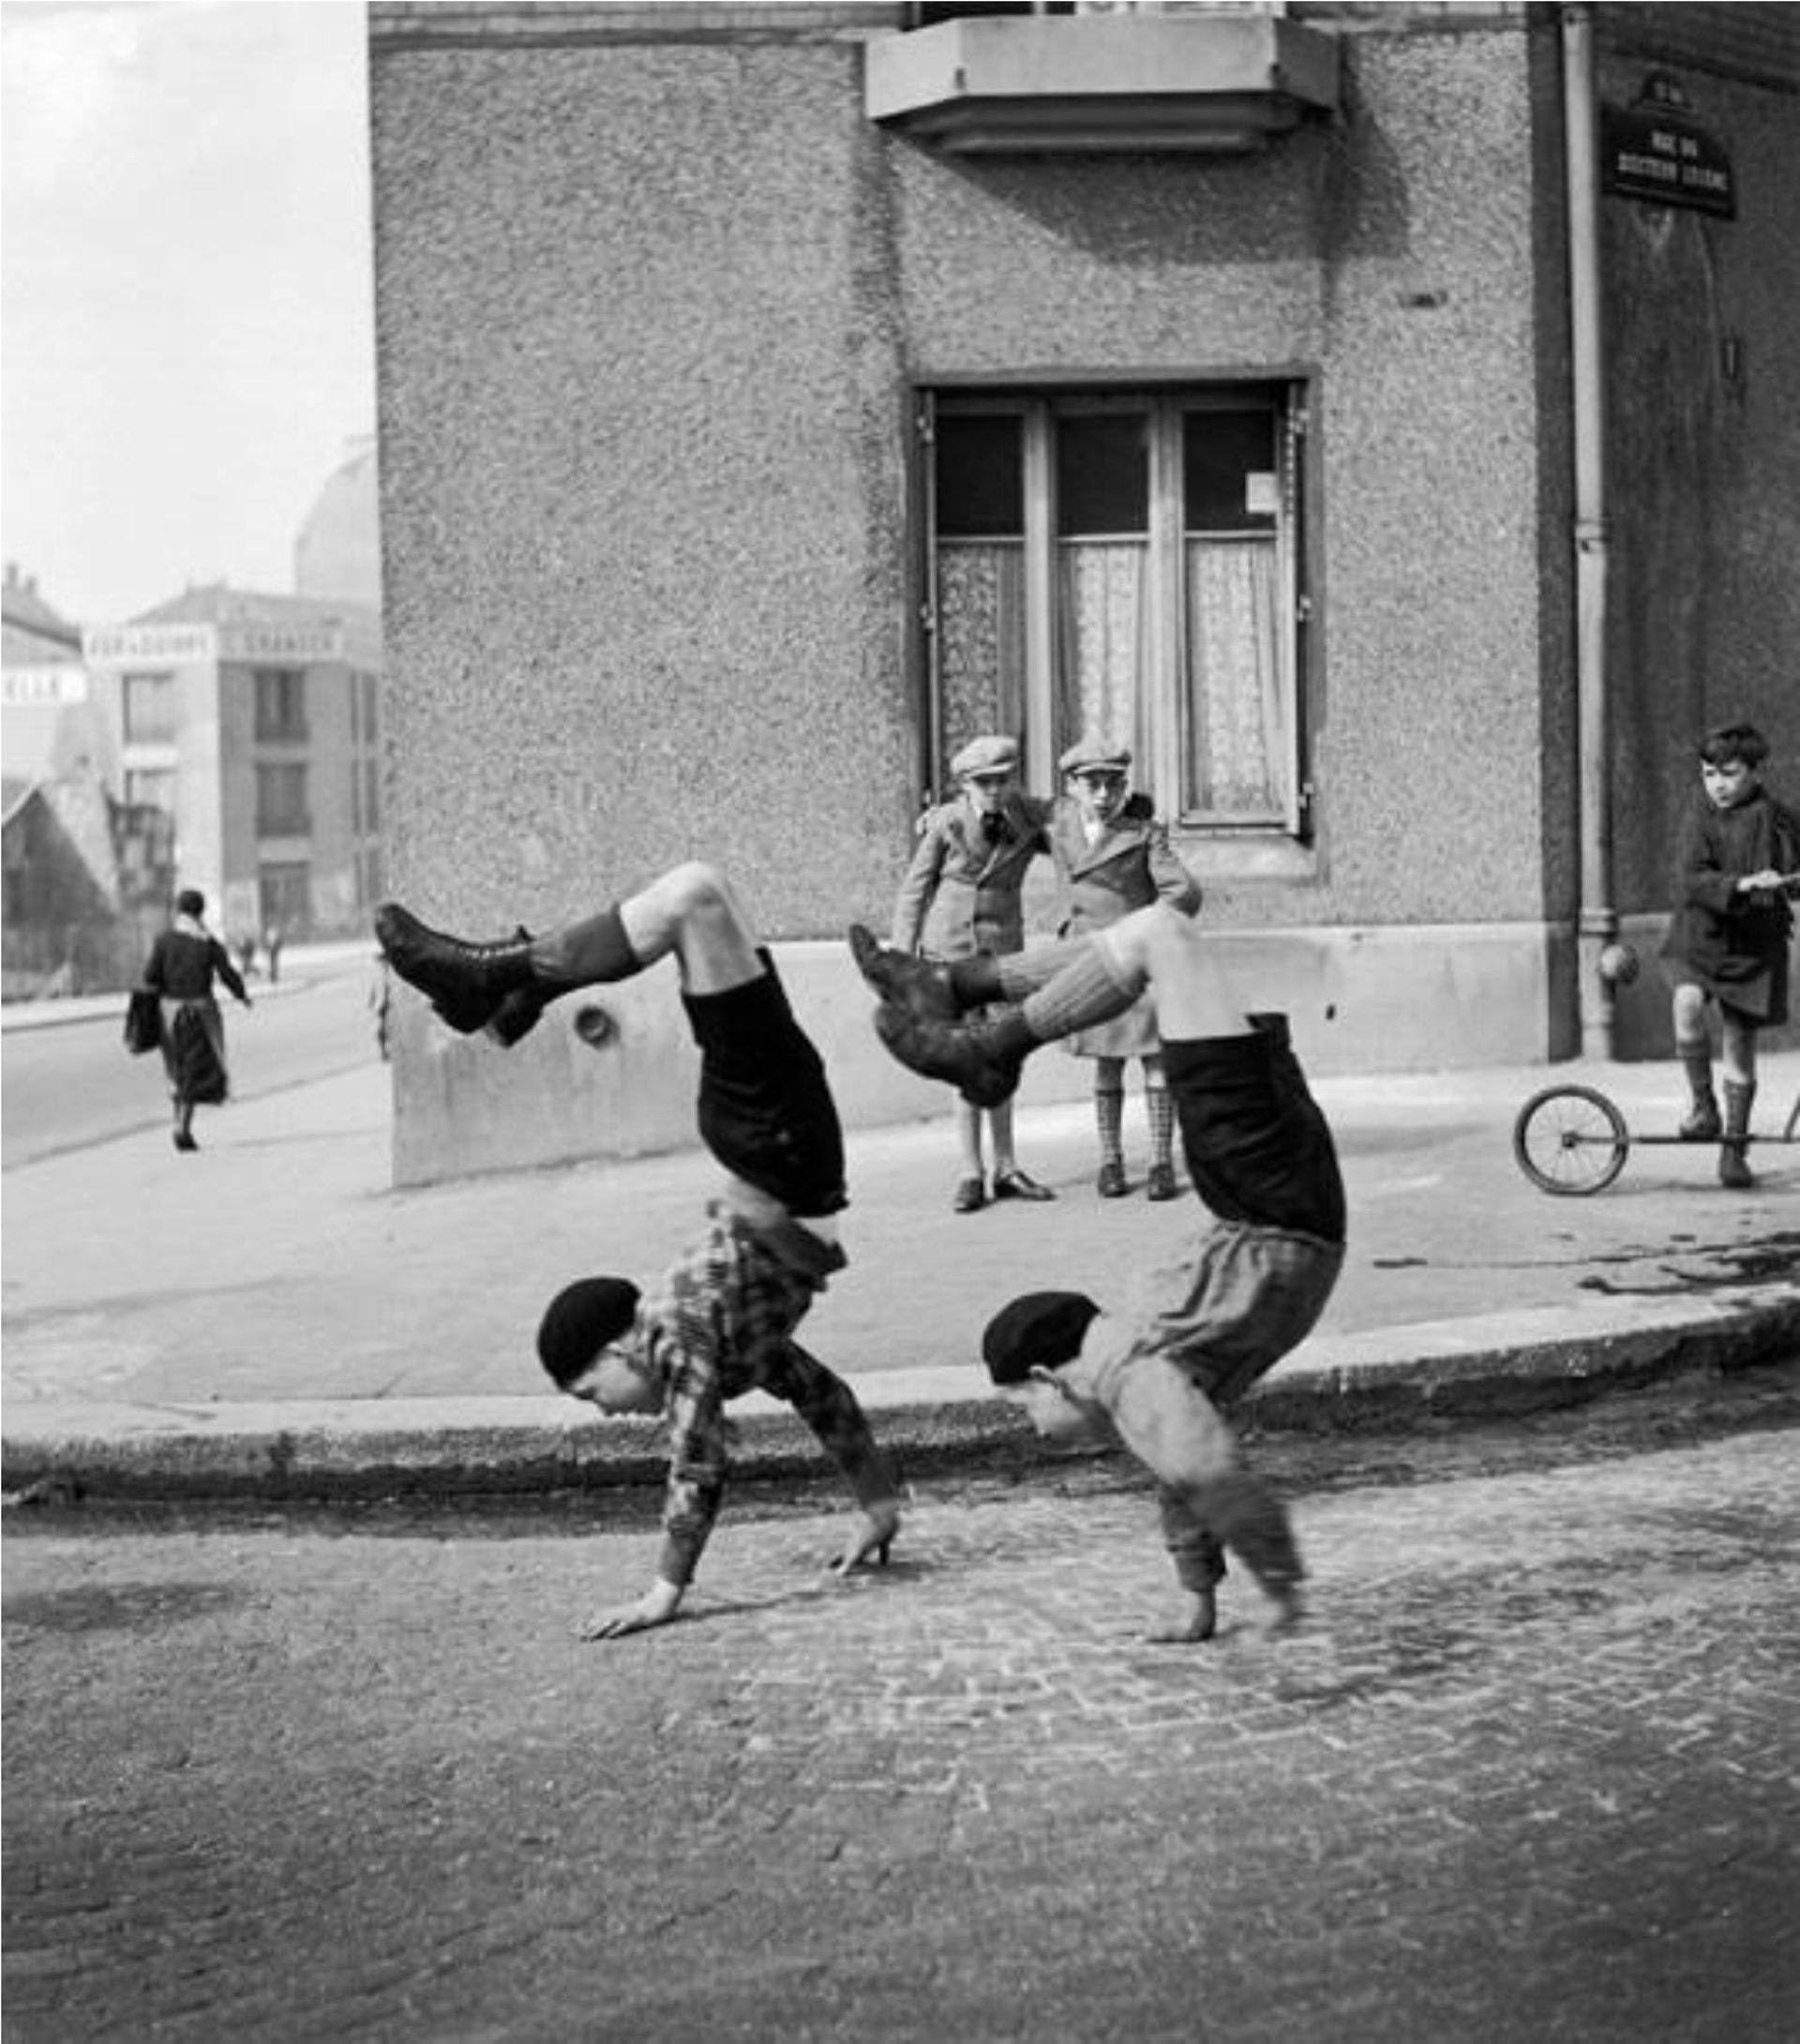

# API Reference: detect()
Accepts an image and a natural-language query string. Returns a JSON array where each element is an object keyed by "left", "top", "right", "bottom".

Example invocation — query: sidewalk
[{"left": 4, "top": 1019, "right": 1796, "bottom": 1498}]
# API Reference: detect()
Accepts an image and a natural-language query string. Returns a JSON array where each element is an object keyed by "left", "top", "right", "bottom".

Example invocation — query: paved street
[{"left": 6, "top": 1372, "right": 1797, "bottom": 2044}]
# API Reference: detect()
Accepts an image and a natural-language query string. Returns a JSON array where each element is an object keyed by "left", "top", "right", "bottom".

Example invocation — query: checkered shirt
[{"left": 641, "top": 1200, "right": 896, "bottom": 1586}]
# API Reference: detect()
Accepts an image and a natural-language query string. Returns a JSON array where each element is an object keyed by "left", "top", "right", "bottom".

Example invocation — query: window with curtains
[{"left": 923, "top": 386, "right": 1310, "bottom": 834}]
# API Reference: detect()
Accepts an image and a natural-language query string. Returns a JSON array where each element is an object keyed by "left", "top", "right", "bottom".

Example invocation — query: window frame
[
  {"left": 917, "top": 378, "right": 1313, "bottom": 842},
  {"left": 253, "top": 666, "right": 308, "bottom": 744},
  {"left": 254, "top": 761, "right": 310, "bottom": 837},
  {"left": 121, "top": 670, "right": 178, "bottom": 746}
]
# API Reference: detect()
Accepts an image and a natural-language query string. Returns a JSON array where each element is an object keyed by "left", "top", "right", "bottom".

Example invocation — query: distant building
[
  {"left": 1, "top": 563, "right": 111, "bottom": 787},
  {"left": 1, "top": 773, "right": 173, "bottom": 999},
  {"left": 295, "top": 435, "right": 383, "bottom": 607},
  {"left": 81, "top": 585, "right": 384, "bottom": 946},
  {"left": 1, "top": 565, "right": 172, "bottom": 996}
]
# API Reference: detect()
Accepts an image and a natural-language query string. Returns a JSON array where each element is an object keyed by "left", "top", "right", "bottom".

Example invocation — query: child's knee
[
  {"left": 1672, "top": 984, "right": 1709, "bottom": 1041},
  {"left": 662, "top": 861, "right": 730, "bottom": 913}
]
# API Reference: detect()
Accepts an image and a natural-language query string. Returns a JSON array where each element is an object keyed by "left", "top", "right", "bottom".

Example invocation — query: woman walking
[{"left": 142, "top": 889, "right": 252, "bottom": 1151}]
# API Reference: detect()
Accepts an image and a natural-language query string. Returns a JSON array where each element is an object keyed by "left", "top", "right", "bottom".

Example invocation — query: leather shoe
[
  {"left": 992, "top": 1168, "right": 1055, "bottom": 1203},
  {"left": 1718, "top": 1143, "right": 1754, "bottom": 1190},
  {"left": 1097, "top": 1161, "right": 1129, "bottom": 1198},
  {"left": 848, "top": 925, "right": 960, "bottom": 1021},
  {"left": 376, "top": 903, "right": 537, "bottom": 1035},
  {"left": 952, "top": 1176, "right": 986, "bottom": 1213},
  {"left": 485, "top": 975, "right": 554, "bottom": 1048},
  {"left": 1147, "top": 1164, "right": 1180, "bottom": 1201},
  {"left": 874, "top": 1001, "right": 1027, "bottom": 1110}
]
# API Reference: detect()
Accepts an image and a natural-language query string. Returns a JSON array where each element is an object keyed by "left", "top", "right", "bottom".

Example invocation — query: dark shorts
[
  {"left": 1162, "top": 1014, "right": 1345, "bottom": 1243},
  {"left": 682, "top": 954, "right": 847, "bottom": 1218}
]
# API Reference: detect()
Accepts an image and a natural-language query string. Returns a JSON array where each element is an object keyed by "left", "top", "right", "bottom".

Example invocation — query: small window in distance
[
  {"left": 256, "top": 762, "right": 309, "bottom": 835},
  {"left": 255, "top": 667, "right": 308, "bottom": 742},
  {"left": 124, "top": 768, "right": 175, "bottom": 813},
  {"left": 122, "top": 672, "right": 177, "bottom": 744}
]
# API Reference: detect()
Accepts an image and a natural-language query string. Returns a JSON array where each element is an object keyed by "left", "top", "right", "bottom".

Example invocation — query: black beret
[
  {"left": 536, "top": 1277, "right": 641, "bottom": 1389},
  {"left": 982, "top": 1290, "right": 1102, "bottom": 1386}
]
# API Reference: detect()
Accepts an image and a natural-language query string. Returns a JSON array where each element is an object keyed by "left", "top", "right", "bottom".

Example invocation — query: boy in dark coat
[{"left": 1659, "top": 722, "right": 1800, "bottom": 1188}]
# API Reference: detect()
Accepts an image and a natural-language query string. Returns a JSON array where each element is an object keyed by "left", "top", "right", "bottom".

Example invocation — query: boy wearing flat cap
[
  {"left": 374, "top": 864, "right": 903, "bottom": 1640},
  {"left": 889, "top": 732, "right": 1057, "bottom": 1213},
  {"left": 1049, "top": 735, "right": 1200, "bottom": 1200},
  {"left": 848, "top": 898, "right": 1344, "bottom": 1640}
]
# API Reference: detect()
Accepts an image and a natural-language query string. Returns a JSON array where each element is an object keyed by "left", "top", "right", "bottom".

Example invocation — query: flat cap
[
  {"left": 982, "top": 1289, "right": 1102, "bottom": 1386},
  {"left": 950, "top": 733, "right": 1020, "bottom": 779},
  {"left": 1058, "top": 734, "right": 1132, "bottom": 776},
  {"left": 536, "top": 1276, "right": 641, "bottom": 1389}
]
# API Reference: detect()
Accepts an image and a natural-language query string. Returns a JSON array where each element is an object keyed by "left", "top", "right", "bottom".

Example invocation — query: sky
[{"left": 2, "top": 0, "right": 377, "bottom": 626}]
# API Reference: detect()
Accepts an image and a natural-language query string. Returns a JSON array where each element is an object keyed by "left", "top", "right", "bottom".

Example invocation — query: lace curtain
[
  {"left": 936, "top": 542, "right": 1026, "bottom": 767},
  {"left": 1056, "top": 541, "right": 1147, "bottom": 753},
  {"left": 938, "top": 532, "right": 1288, "bottom": 824},
  {"left": 1183, "top": 539, "right": 1287, "bottom": 820}
]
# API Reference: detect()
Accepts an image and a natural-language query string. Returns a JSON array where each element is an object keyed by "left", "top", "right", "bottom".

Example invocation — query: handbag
[{"left": 124, "top": 986, "right": 163, "bottom": 1056}]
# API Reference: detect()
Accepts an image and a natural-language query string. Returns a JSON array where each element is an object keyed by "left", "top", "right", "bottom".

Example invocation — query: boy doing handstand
[
  {"left": 849, "top": 905, "right": 1344, "bottom": 1641},
  {"left": 377, "top": 864, "right": 903, "bottom": 1640}
]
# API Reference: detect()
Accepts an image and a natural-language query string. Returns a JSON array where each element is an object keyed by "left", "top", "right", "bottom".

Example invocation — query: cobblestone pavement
[{"left": 6, "top": 1377, "right": 1798, "bottom": 2044}]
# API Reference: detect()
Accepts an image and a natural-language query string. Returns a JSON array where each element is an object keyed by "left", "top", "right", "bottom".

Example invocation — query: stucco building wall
[
  {"left": 368, "top": 3, "right": 1796, "bottom": 1182},
  {"left": 372, "top": 33, "right": 916, "bottom": 943}
]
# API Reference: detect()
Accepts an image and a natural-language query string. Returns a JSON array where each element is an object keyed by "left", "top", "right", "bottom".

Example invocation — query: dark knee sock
[
  {"left": 1678, "top": 1045, "right": 1716, "bottom": 1104},
  {"left": 532, "top": 906, "right": 640, "bottom": 987},
  {"left": 948, "top": 954, "right": 1006, "bottom": 1006}
]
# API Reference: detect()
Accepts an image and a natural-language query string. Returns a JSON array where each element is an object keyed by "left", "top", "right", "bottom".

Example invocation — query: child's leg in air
[
  {"left": 553, "top": 861, "right": 761, "bottom": 996},
  {"left": 1099, "top": 905, "right": 1253, "bottom": 1044},
  {"left": 379, "top": 860, "right": 768, "bottom": 1043}
]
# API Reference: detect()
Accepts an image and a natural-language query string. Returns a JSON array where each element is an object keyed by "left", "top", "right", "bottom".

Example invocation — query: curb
[{"left": 6, "top": 1286, "right": 1796, "bottom": 1504}]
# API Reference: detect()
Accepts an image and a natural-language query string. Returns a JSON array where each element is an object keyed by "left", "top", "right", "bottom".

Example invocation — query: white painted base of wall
[{"left": 391, "top": 920, "right": 1579, "bottom": 1186}]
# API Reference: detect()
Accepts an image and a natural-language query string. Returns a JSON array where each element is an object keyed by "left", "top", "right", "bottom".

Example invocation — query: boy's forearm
[{"left": 778, "top": 1345, "right": 903, "bottom": 1510}]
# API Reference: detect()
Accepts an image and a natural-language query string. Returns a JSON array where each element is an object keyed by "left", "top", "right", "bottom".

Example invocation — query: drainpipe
[{"left": 1563, "top": 4, "right": 1617, "bottom": 1060}]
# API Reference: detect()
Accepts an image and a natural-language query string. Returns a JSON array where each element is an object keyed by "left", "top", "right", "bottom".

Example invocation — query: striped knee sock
[
  {"left": 1147, "top": 1083, "right": 1176, "bottom": 1169},
  {"left": 1095, "top": 1084, "right": 1125, "bottom": 1170},
  {"left": 1019, "top": 942, "right": 1140, "bottom": 1043}
]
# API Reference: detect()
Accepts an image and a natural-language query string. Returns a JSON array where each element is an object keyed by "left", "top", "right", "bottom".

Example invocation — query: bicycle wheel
[{"left": 1512, "top": 1084, "right": 1630, "bottom": 1195}]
